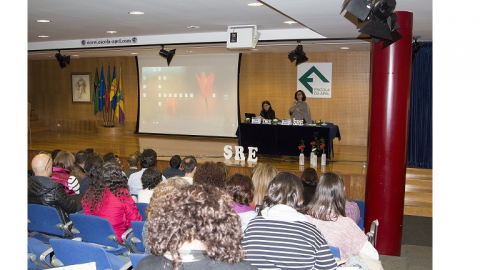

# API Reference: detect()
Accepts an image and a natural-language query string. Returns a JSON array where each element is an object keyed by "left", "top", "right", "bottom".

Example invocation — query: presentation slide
[{"left": 137, "top": 54, "right": 240, "bottom": 137}]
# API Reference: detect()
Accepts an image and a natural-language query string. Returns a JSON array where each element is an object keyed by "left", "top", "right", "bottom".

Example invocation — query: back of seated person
[
  {"left": 51, "top": 151, "right": 80, "bottom": 195},
  {"left": 137, "top": 167, "right": 163, "bottom": 203},
  {"left": 162, "top": 155, "right": 185, "bottom": 179},
  {"left": 125, "top": 154, "right": 140, "bottom": 179},
  {"left": 80, "top": 153, "right": 103, "bottom": 195}
]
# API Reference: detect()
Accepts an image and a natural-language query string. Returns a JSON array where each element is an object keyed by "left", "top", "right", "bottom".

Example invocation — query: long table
[{"left": 237, "top": 123, "right": 341, "bottom": 159}]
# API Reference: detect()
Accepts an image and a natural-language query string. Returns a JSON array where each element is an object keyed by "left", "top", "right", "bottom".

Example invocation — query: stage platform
[{"left": 27, "top": 131, "right": 431, "bottom": 217}]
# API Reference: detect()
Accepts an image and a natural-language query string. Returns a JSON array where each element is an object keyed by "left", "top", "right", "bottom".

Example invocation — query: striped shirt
[
  {"left": 242, "top": 216, "right": 337, "bottom": 270},
  {"left": 67, "top": 176, "right": 80, "bottom": 195}
]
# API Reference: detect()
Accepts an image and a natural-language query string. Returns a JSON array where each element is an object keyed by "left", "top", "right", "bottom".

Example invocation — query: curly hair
[
  {"left": 146, "top": 184, "right": 245, "bottom": 269},
  {"left": 251, "top": 163, "right": 278, "bottom": 206},
  {"left": 216, "top": 161, "right": 228, "bottom": 182},
  {"left": 263, "top": 172, "right": 304, "bottom": 211},
  {"left": 193, "top": 161, "right": 225, "bottom": 189},
  {"left": 305, "top": 172, "right": 346, "bottom": 221},
  {"left": 82, "top": 161, "right": 130, "bottom": 213},
  {"left": 141, "top": 167, "right": 163, "bottom": 190},
  {"left": 145, "top": 176, "right": 190, "bottom": 220},
  {"left": 84, "top": 153, "right": 104, "bottom": 179},
  {"left": 226, "top": 173, "right": 254, "bottom": 205}
]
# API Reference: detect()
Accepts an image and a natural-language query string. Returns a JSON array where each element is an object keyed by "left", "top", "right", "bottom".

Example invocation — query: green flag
[{"left": 93, "top": 67, "right": 99, "bottom": 115}]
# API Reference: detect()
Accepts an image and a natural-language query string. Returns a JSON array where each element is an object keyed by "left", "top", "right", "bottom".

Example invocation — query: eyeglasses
[{"left": 39, "top": 151, "right": 52, "bottom": 171}]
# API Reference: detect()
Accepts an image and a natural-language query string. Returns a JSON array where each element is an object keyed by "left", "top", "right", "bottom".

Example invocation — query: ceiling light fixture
[
  {"left": 284, "top": 21, "right": 297, "bottom": 24},
  {"left": 55, "top": 50, "right": 70, "bottom": 69},
  {"left": 288, "top": 41, "right": 308, "bottom": 66},
  {"left": 36, "top": 19, "right": 51, "bottom": 23},
  {"left": 159, "top": 45, "right": 176, "bottom": 66},
  {"left": 129, "top": 11, "right": 144, "bottom": 15},
  {"left": 342, "top": 0, "right": 402, "bottom": 48},
  {"left": 340, "top": 47, "right": 350, "bottom": 50},
  {"left": 38, "top": 35, "right": 49, "bottom": 38},
  {"left": 187, "top": 26, "right": 199, "bottom": 29},
  {"left": 106, "top": 31, "right": 117, "bottom": 34},
  {"left": 247, "top": 3, "right": 263, "bottom": 6}
]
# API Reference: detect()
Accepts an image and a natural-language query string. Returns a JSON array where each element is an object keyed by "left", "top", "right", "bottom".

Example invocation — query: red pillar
[{"left": 365, "top": 11, "right": 413, "bottom": 256}]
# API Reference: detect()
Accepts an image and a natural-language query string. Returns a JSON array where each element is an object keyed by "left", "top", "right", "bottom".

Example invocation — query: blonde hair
[{"left": 251, "top": 163, "right": 278, "bottom": 206}]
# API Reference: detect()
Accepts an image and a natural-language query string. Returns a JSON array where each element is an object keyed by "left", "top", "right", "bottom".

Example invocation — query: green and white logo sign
[{"left": 297, "top": 63, "right": 332, "bottom": 98}]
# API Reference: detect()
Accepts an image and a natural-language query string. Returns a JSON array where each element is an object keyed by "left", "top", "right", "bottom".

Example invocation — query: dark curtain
[{"left": 407, "top": 42, "right": 432, "bottom": 169}]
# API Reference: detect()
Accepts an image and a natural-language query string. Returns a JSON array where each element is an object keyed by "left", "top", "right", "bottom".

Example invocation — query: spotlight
[
  {"left": 55, "top": 50, "right": 70, "bottom": 68},
  {"left": 342, "top": 0, "right": 402, "bottom": 47},
  {"left": 287, "top": 41, "right": 308, "bottom": 66},
  {"left": 159, "top": 45, "right": 176, "bottom": 66}
]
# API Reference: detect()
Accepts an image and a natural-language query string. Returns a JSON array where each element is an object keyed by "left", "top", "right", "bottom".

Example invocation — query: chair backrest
[
  {"left": 28, "top": 237, "right": 52, "bottom": 268},
  {"left": 49, "top": 239, "right": 128, "bottom": 270},
  {"left": 367, "top": 219, "right": 379, "bottom": 248},
  {"left": 352, "top": 200, "right": 365, "bottom": 231},
  {"left": 70, "top": 214, "right": 119, "bottom": 248},
  {"left": 130, "top": 253, "right": 147, "bottom": 269},
  {"left": 131, "top": 221, "right": 146, "bottom": 252},
  {"left": 328, "top": 245, "right": 341, "bottom": 259},
  {"left": 28, "top": 204, "right": 67, "bottom": 237},
  {"left": 135, "top": 203, "right": 148, "bottom": 221}
]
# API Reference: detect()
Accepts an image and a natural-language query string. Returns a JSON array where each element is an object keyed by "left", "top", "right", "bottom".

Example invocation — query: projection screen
[{"left": 136, "top": 54, "right": 240, "bottom": 137}]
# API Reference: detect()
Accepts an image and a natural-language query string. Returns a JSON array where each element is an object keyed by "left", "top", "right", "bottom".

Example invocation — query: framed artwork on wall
[{"left": 71, "top": 72, "right": 92, "bottom": 103}]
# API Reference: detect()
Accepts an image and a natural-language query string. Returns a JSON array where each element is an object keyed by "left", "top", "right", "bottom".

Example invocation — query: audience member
[
  {"left": 125, "top": 154, "right": 140, "bottom": 179},
  {"left": 82, "top": 162, "right": 142, "bottom": 242},
  {"left": 138, "top": 167, "right": 163, "bottom": 203},
  {"left": 345, "top": 199, "right": 361, "bottom": 224},
  {"left": 129, "top": 149, "right": 157, "bottom": 195},
  {"left": 300, "top": 167, "right": 319, "bottom": 206},
  {"left": 51, "top": 149, "right": 62, "bottom": 161},
  {"left": 225, "top": 173, "right": 256, "bottom": 232},
  {"left": 80, "top": 153, "right": 103, "bottom": 194},
  {"left": 51, "top": 150, "right": 80, "bottom": 195},
  {"left": 137, "top": 184, "right": 255, "bottom": 270},
  {"left": 28, "top": 152, "right": 82, "bottom": 224},
  {"left": 163, "top": 155, "right": 185, "bottom": 179},
  {"left": 242, "top": 172, "right": 337, "bottom": 270},
  {"left": 181, "top": 156, "right": 197, "bottom": 184},
  {"left": 305, "top": 172, "right": 382, "bottom": 268},
  {"left": 73, "top": 150, "right": 89, "bottom": 183},
  {"left": 193, "top": 161, "right": 225, "bottom": 189},
  {"left": 250, "top": 163, "right": 278, "bottom": 210},
  {"left": 216, "top": 161, "right": 228, "bottom": 182}
]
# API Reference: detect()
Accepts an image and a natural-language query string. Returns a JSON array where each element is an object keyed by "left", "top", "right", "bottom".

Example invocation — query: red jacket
[{"left": 82, "top": 187, "right": 142, "bottom": 242}]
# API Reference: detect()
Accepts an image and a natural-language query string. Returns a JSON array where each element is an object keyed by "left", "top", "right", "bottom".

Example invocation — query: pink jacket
[
  {"left": 82, "top": 187, "right": 142, "bottom": 242},
  {"left": 51, "top": 167, "right": 76, "bottom": 195}
]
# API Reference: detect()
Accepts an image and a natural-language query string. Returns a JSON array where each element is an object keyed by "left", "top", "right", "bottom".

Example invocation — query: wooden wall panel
[
  {"left": 28, "top": 56, "right": 139, "bottom": 133},
  {"left": 29, "top": 51, "right": 370, "bottom": 145},
  {"left": 239, "top": 51, "right": 370, "bottom": 146}
]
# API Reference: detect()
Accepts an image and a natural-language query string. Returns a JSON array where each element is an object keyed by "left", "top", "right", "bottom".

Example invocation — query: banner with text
[{"left": 297, "top": 63, "right": 332, "bottom": 98}]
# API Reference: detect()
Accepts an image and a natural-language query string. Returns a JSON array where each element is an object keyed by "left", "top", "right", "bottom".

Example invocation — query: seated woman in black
[{"left": 259, "top": 100, "right": 275, "bottom": 120}]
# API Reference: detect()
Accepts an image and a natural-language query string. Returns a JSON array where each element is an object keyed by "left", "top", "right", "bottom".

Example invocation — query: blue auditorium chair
[
  {"left": 129, "top": 221, "right": 146, "bottom": 253},
  {"left": 49, "top": 238, "right": 131, "bottom": 270},
  {"left": 130, "top": 253, "right": 147, "bottom": 269},
  {"left": 28, "top": 204, "right": 75, "bottom": 243},
  {"left": 135, "top": 202, "right": 148, "bottom": 221},
  {"left": 69, "top": 214, "right": 135, "bottom": 255},
  {"left": 28, "top": 237, "right": 54, "bottom": 269},
  {"left": 352, "top": 200, "right": 365, "bottom": 231},
  {"left": 328, "top": 245, "right": 341, "bottom": 259}
]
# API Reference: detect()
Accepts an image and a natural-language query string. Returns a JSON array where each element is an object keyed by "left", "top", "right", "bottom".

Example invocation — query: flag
[
  {"left": 110, "top": 65, "right": 118, "bottom": 111},
  {"left": 93, "top": 67, "right": 99, "bottom": 115},
  {"left": 105, "top": 65, "right": 111, "bottom": 111},
  {"left": 115, "top": 67, "right": 125, "bottom": 126},
  {"left": 98, "top": 66, "right": 106, "bottom": 112}
]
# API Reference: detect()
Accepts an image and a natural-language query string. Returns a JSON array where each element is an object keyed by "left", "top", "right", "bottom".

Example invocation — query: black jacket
[{"left": 28, "top": 175, "right": 83, "bottom": 224}]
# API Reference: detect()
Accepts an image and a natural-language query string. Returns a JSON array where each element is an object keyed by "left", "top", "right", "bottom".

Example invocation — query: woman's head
[
  {"left": 53, "top": 151, "right": 75, "bottom": 171},
  {"left": 301, "top": 168, "right": 319, "bottom": 186},
  {"left": 216, "top": 161, "right": 228, "bottom": 182},
  {"left": 294, "top": 90, "right": 306, "bottom": 101},
  {"left": 146, "top": 184, "right": 244, "bottom": 269},
  {"left": 141, "top": 167, "right": 163, "bottom": 190},
  {"left": 305, "top": 172, "right": 346, "bottom": 221},
  {"left": 226, "top": 173, "right": 254, "bottom": 206},
  {"left": 263, "top": 172, "right": 304, "bottom": 210},
  {"left": 84, "top": 153, "right": 104, "bottom": 178},
  {"left": 146, "top": 176, "right": 190, "bottom": 219},
  {"left": 193, "top": 161, "right": 225, "bottom": 188},
  {"left": 262, "top": 100, "right": 272, "bottom": 111},
  {"left": 251, "top": 163, "right": 278, "bottom": 206}
]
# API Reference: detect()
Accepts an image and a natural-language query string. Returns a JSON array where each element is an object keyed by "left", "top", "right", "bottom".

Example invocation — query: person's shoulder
[{"left": 135, "top": 254, "right": 169, "bottom": 270}]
